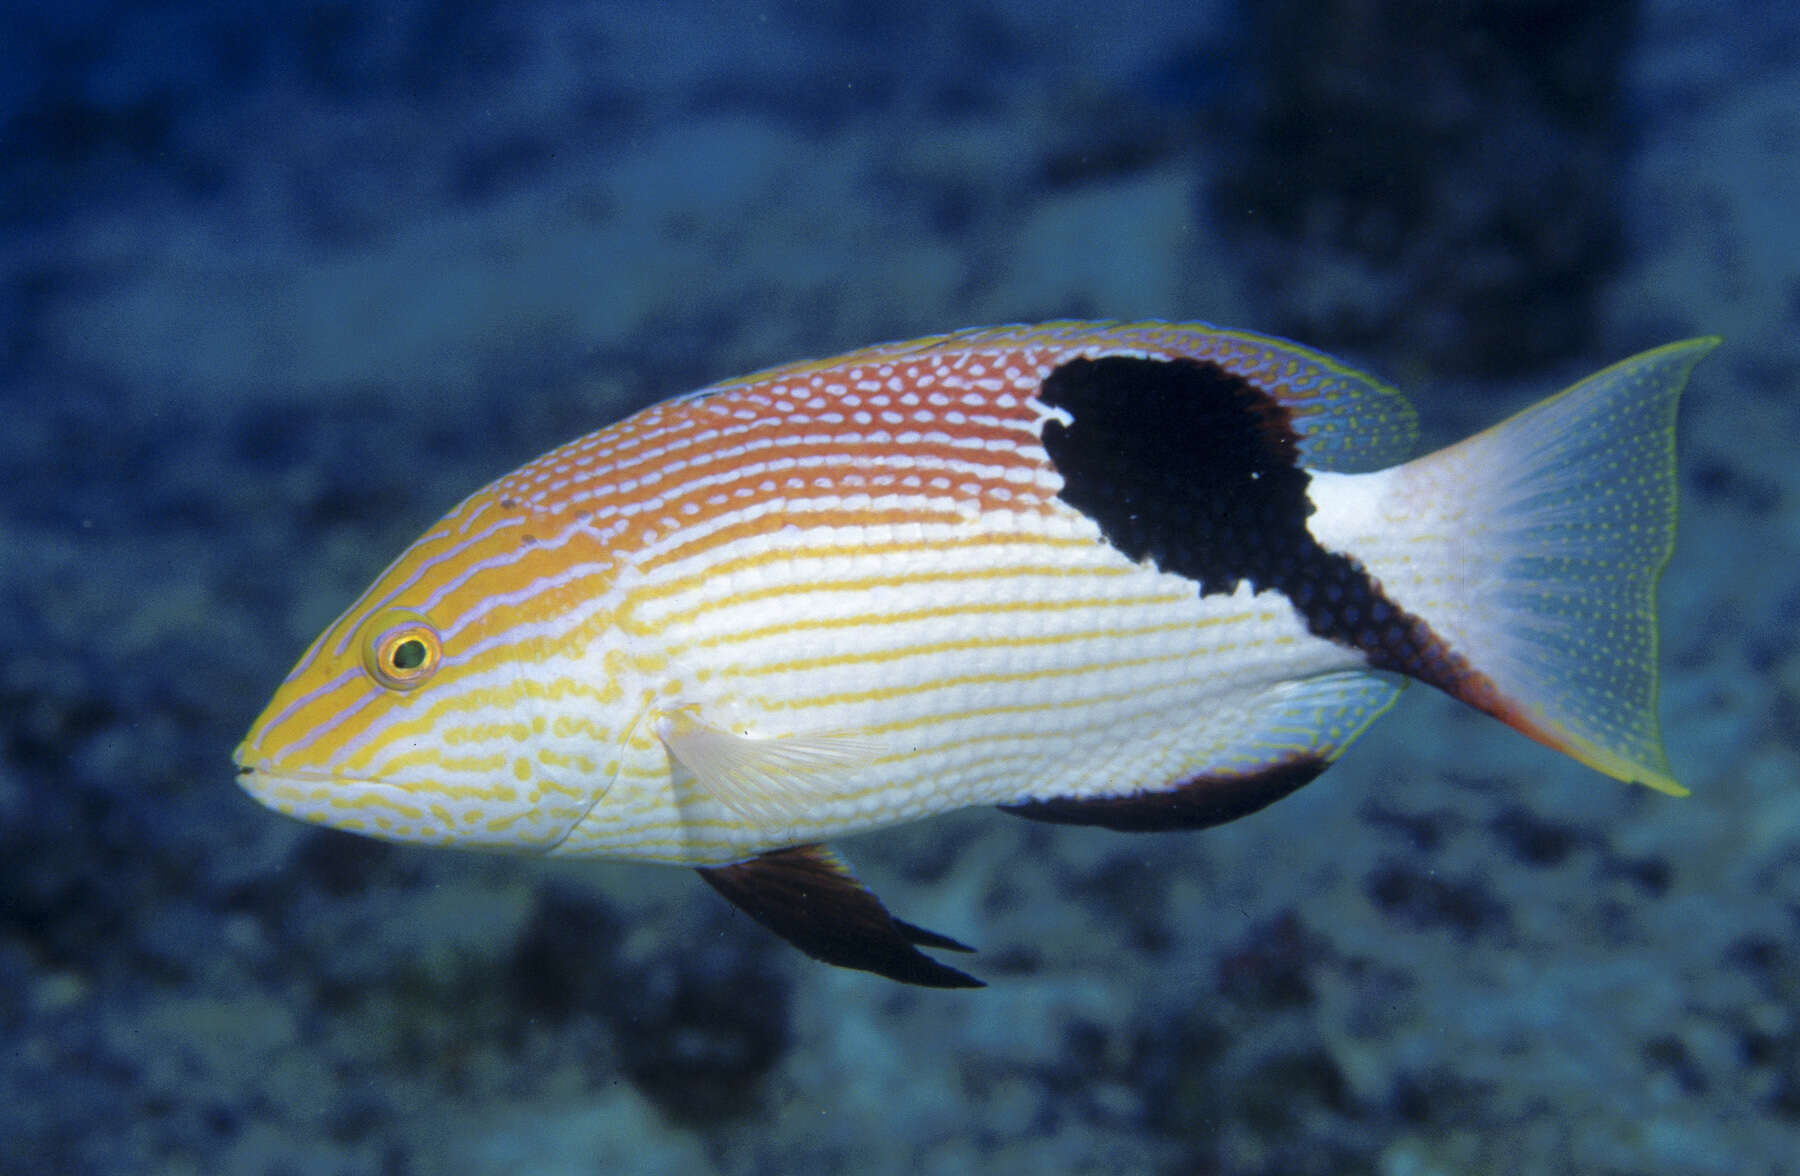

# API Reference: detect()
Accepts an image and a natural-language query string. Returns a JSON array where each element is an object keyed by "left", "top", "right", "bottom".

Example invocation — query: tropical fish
[{"left": 235, "top": 322, "right": 1717, "bottom": 987}]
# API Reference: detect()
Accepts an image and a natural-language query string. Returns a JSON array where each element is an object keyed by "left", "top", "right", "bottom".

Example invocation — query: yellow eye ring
[{"left": 358, "top": 608, "right": 443, "bottom": 692}]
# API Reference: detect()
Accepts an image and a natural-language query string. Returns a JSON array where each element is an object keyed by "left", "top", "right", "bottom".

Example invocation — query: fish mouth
[
  {"left": 235, "top": 763, "right": 412, "bottom": 800},
  {"left": 232, "top": 744, "right": 602, "bottom": 854},
  {"left": 235, "top": 762, "right": 346, "bottom": 784},
  {"left": 232, "top": 744, "right": 397, "bottom": 814},
  {"left": 234, "top": 739, "right": 371, "bottom": 786},
  {"left": 231, "top": 756, "right": 466, "bottom": 846}
]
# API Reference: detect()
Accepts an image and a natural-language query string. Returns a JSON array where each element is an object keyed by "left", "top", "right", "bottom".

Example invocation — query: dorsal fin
[
  {"left": 928, "top": 321, "right": 1419, "bottom": 471},
  {"left": 693, "top": 321, "right": 1415, "bottom": 471},
  {"left": 1051, "top": 321, "right": 1419, "bottom": 472}
]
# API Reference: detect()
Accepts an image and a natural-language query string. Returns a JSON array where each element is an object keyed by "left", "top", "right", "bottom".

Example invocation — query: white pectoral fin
[{"left": 656, "top": 711, "right": 884, "bottom": 827}]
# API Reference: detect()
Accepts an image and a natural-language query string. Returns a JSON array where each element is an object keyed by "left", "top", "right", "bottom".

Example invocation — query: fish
[{"left": 234, "top": 321, "right": 1718, "bottom": 987}]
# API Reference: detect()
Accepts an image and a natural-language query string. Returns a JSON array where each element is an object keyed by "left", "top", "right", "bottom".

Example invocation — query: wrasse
[{"left": 235, "top": 322, "right": 1717, "bottom": 987}]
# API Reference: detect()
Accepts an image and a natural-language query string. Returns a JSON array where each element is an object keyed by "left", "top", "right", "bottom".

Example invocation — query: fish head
[{"left": 234, "top": 489, "right": 631, "bottom": 853}]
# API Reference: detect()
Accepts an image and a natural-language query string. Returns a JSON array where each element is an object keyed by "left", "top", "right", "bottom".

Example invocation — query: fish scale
[{"left": 238, "top": 321, "right": 1718, "bottom": 986}]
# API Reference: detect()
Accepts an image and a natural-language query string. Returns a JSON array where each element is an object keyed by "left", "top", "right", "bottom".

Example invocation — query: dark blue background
[{"left": 3, "top": 2, "right": 1796, "bottom": 1172}]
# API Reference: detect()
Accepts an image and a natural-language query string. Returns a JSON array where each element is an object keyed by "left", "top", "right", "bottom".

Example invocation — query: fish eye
[{"left": 358, "top": 609, "right": 443, "bottom": 692}]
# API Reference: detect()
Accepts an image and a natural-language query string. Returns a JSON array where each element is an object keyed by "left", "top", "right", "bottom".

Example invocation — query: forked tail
[{"left": 1313, "top": 339, "right": 1720, "bottom": 794}]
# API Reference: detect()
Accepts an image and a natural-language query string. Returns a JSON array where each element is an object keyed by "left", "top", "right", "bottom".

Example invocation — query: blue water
[{"left": 4, "top": 2, "right": 1797, "bottom": 1172}]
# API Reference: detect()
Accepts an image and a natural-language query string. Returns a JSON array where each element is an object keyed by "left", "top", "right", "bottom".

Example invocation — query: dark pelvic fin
[
  {"left": 696, "top": 844, "right": 984, "bottom": 988},
  {"left": 1001, "top": 754, "right": 1329, "bottom": 833}
]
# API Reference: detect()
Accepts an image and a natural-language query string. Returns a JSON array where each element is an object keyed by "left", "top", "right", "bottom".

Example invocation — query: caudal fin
[{"left": 1318, "top": 339, "right": 1719, "bottom": 795}]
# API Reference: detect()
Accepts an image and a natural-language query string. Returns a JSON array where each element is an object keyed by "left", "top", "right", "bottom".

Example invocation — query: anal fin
[
  {"left": 1002, "top": 670, "right": 1403, "bottom": 832},
  {"left": 1002, "top": 754, "right": 1329, "bottom": 831},
  {"left": 696, "top": 844, "right": 984, "bottom": 989}
]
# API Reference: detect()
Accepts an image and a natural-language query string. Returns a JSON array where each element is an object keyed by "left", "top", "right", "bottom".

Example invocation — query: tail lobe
[{"left": 1314, "top": 339, "right": 1720, "bottom": 795}]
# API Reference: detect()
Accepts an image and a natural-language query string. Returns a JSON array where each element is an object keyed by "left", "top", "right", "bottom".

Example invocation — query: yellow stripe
[
  {"left": 440, "top": 720, "right": 534, "bottom": 747},
  {"left": 720, "top": 616, "right": 1210, "bottom": 677},
  {"left": 370, "top": 748, "right": 516, "bottom": 784},
  {"left": 752, "top": 645, "right": 1200, "bottom": 712},
  {"left": 577, "top": 661, "right": 1229, "bottom": 835},
  {"left": 677, "top": 591, "right": 1194, "bottom": 653},
  {"left": 627, "top": 529, "right": 1102, "bottom": 608},
  {"left": 630, "top": 560, "right": 1129, "bottom": 638},
  {"left": 338, "top": 675, "right": 630, "bottom": 772}
]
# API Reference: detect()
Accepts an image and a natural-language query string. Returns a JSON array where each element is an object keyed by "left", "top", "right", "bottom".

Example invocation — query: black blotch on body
[
  {"left": 1003, "top": 754, "right": 1327, "bottom": 832},
  {"left": 1040, "top": 356, "right": 1488, "bottom": 701},
  {"left": 1041, "top": 356, "right": 1310, "bottom": 597}
]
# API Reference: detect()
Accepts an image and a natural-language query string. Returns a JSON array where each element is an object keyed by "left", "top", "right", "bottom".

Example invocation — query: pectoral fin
[
  {"left": 696, "top": 844, "right": 984, "bottom": 988},
  {"left": 658, "top": 712, "right": 883, "bottom": 827}
]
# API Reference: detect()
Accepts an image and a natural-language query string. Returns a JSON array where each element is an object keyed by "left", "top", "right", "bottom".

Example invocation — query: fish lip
[
  {"left": 235, "top": 740, "right": 356, "bottom": 785},
  {"left": 233, "top": 758, "right": 387, "bottom": 791}
]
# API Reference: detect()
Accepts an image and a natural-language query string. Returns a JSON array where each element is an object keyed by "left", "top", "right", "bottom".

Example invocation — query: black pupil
[{"left": 391, "top": 638, "right": 428, "bottom": 671}]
